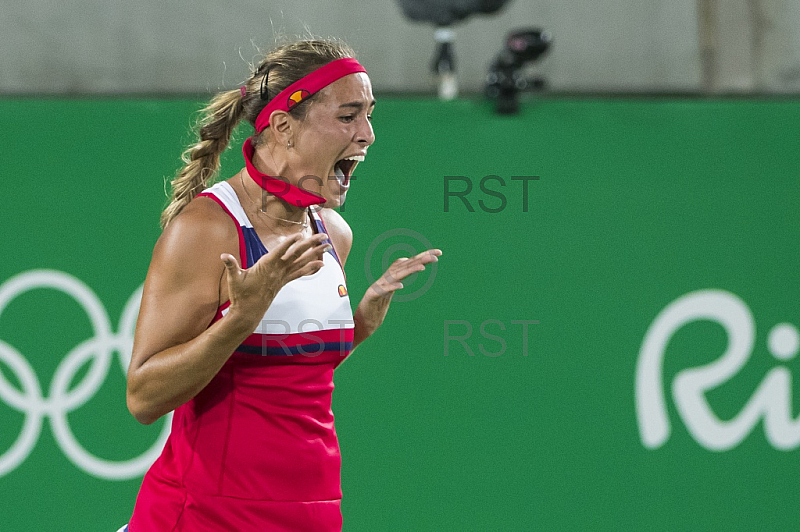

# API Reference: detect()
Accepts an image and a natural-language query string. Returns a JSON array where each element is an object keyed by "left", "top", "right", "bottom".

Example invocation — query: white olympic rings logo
[{"left": 0, "top": 270, "right": 171, "bottom": 480}]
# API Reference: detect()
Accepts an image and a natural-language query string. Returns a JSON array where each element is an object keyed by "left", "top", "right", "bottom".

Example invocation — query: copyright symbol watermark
[{"left": 363, "top": 228, "right": 438, "bottom": 303}]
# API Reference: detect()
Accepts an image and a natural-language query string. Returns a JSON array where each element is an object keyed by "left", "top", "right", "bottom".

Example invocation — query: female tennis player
[{"left": 120, "top": 38, "right": 441, "bottom": 531}]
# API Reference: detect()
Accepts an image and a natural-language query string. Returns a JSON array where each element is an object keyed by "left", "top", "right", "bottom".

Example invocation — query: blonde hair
[{"left": 160, "top": 38, "right": 357, "bottom": 229}]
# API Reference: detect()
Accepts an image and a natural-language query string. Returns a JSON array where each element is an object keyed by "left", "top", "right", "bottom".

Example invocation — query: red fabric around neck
[{"left": 242, "top": 137, "right": 327, "bottom": 207}]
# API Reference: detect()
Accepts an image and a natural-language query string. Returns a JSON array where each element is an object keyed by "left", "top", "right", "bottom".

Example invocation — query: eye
[
  {"left": 339, "top": 115, "right": 355, "bottom": 123},
  {"left": 367, "top": 114, "right": 373, "bottom": 121}
]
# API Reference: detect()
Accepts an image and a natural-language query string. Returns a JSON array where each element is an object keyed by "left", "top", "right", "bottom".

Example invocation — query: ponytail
[{"left": 160, "top": 89, "right": 244, "bottom": 229}]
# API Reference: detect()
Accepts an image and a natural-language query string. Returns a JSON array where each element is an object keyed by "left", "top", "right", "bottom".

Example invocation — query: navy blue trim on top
[
  {"left": 239, "top": 209, "right": 338, "bottom": 266},
  {"left": 242, "top": 227, "right": 268, "bottom": 265},
  {"left": 312, "top": 212, "right": 341, "bottom": 267},
  {"left": 236, "top": 341, "right": 353, "bottom": 356}
]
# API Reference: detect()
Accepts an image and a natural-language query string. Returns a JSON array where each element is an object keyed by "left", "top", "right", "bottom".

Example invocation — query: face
[{"left": 289, "top": 72, "right": 376, "bottom": 208}]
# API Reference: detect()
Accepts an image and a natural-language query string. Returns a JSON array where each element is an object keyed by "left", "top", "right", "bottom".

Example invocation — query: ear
[{"left": 269, "top": 110, "right": 294, "bottom": 142}]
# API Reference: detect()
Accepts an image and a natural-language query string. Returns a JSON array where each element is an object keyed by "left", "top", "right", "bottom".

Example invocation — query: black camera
[
  {"left": 396, "top": 0, "right": 512, "bottom": 99},
  {"left": 486, "top": 29, "right": 552, "bottom": 114},
  {"left": 395, "top": 0, "right": 509, "bottom": 26}
]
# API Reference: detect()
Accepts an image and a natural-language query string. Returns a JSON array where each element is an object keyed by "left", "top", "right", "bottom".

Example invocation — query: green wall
[{"left": 1, "top": 96, "right": 799, "bottom": 530}]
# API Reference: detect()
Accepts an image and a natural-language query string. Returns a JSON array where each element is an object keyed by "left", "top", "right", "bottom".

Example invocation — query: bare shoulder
[
  {"left": 131, "top": 195, "right": 238, "bottom": 369},
  {"left": 147, "top": 194, "right": 239, "bottom": 308},
  {"left": 318, "top": 208, "right": 353, "bottom": 266},
  {"left": 158, "top": 195, "right": 238, "bottom": 258}
]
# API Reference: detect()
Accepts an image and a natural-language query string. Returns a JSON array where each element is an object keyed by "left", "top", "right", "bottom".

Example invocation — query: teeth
[{"left": 343, "top": 155, "right": 365, "bottom": 162}]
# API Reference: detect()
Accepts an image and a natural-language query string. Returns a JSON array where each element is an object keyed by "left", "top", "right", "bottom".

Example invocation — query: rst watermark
[
  {"left": 444, "top": 319, "right": 539, "bottom": 356},
  {"left": 254, "top": 174, "right": 358, "bottom": 213},
  {"left": 444, "top": 176, "right": 539, "bottom": 213},
  {"left": 250, "top": 173, "right": 541, "bottom": 214},
  {"left": 253, "top": 318, "right": 354, "bottom": 357}
]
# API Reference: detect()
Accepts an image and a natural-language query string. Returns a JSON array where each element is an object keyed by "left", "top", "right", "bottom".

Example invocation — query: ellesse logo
[
  {"left": 338, "top": 284, "right": 347, "bottom": 297},
  {"left": 287, "top": 89, "right": 311, "bottom": 109}
]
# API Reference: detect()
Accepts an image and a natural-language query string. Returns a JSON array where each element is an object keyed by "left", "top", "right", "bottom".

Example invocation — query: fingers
[
  {"left": 292, "top": 239, "right": 332, "bottom": 267},
  {"left": 414, "top": 248, "right": 442, "bottom": 264},
  {"left": 285, "top": 259, "right": 325, "bottom": 283},
  {"left": 261, "top": 231, "right": 325, "bottom": 262},
  {"left": 220, "top": 253, "right": 242, "bottom": 274},
  {"left": 268, "top": 232, "right": 305, "bottom": 259},
  {"left": 280, "top": 233, "right": 329, "bottom": 262},
  {"left": 376, "top": 248, "right": 442, "bottom": 293},
  {"left": 386, "top": 248, "right": 441, "bottom": 281},
  {"left": 285, "top": 236, "right": 331, "bottom": 280},
  {"left": 383, "top": 262, "right": 421, "bottom": 286},
  {"left": 247, "top": 233, "right": 330, "bottom": 285},
  {"left": 248, "top": 233, "right": 327, "bottom": 268}
]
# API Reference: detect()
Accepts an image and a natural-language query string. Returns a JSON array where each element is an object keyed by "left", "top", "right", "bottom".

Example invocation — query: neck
[
  {"left": 251, "top": 145, "right": 292, "bottom": 195},
  {"left": 243, "top": 137, "right": 327, "bottom": 208},
  {"left": 239, "top": 169, "right": 311, "bottom": 228}
]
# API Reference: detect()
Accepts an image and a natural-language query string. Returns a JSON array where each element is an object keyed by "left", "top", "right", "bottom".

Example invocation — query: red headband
[
  {"left": 254, "top": 57, "right": 367, "bottom": 132},
  {"left": 244, "top": 57, "right": 367, "bottom": 207}
]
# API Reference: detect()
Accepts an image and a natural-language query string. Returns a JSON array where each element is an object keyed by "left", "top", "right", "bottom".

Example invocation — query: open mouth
[{"left": 334, "top": 155, "right": 364, "bottom": 187}]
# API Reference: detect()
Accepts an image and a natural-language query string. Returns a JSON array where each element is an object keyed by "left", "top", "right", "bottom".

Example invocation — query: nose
[{"left": 356, "top": 116, "right": 375, "bottom": 147}]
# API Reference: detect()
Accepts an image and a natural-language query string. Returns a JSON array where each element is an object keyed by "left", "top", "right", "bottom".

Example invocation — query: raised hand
[
  {"left": 221, "top": 232, "right": 331, "bottom": 327},
  {"left": 367, "top": 248, "right": 442, "bottom": 300},
  {"left": 349, "top": 247, "right": 442, "bottom": 352}
]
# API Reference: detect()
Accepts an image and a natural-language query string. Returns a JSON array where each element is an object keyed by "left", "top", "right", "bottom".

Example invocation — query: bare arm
[{"left": 127, "top": 198, "right": 331, "bottom": 424}]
